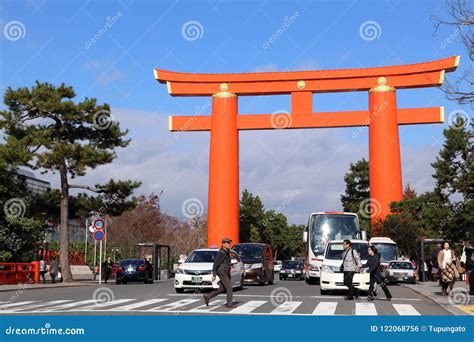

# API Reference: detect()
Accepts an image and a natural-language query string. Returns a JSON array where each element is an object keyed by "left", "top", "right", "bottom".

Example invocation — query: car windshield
[
  {"left": 389, "top": 262, "right": 413, "bottom": 269},
  {"left": 371, "top": 243, "right": 397, "bottom": 263},
  {"left": 325, "top": 243, "right": 369, "bottom": 260},
  {"left": 310, "top": 214, "right": 359, "bottom": 255},
  {"left": 233, "top": 245, "right": 263, "bottom": 260},
  {"left": 283, "top": 261, "right": 303, "bottom": 269},
  {"left": 185, "top": 250, "right": 218, "bottom": 263},
  {"left": 120, "top": 259, "right": 143, "bottom": 266}
]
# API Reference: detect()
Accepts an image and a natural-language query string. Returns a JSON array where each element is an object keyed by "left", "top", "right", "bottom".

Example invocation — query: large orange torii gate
[{"left": 154, "top": 56, "right": 459, "bottom": 247}]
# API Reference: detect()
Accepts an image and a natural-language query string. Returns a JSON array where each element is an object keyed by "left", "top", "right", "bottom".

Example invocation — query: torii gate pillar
[
  {"left": 208, "top": 91, "right": 240, "bottom": 247},
  {"left": 369, "top": 79, "right": 403, "bottom": 231}
]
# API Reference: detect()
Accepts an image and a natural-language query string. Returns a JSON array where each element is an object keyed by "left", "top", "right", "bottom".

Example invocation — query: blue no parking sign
[{"left": 93, "top": 230, "right": 104, "bottom": 241}]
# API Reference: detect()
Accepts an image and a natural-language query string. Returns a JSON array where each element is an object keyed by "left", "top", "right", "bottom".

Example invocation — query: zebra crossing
[{"left": 0, "top": 297, "right": 422, "bottom": 316}]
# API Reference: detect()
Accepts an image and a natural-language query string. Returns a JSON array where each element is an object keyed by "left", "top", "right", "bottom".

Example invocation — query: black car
[
  {"left": 116, "top": 259, "right": 153, "bottom": 284},
  {"left": 233, "top": 243, "right": 274, "bottom": 285},
  {"left": 279, "top": 260, "right": 304, "bottom": 280}
]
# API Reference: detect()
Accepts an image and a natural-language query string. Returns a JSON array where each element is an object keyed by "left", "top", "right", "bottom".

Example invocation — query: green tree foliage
[
  {"left": 0, "top": 82, "right": 139, "bottom": 281},
  {"left": 0, "top": 169, "right": 44, "bottom": 261},
  {"left": 239, "top": 189, "right": 305, "bottom": 260},
  {"left": 340, "top": 158, "right": 370, "bottom": 233}
]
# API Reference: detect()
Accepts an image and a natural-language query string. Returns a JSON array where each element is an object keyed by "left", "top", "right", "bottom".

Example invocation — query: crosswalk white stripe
[
  {"left": 108, "top": 299, "right": 167, "bottom": 311},
  {"left": 150, "top": 299, "right": 199, "bottom": 311},
  {"left": 7, "top": 300, "right": 72, "bottom": 312},
  {"left": 228, "top": 300, "right": 267, "bottom": 314},
  {"left": 0, "top": 301, "right": 38, "bottom": 309},
  {"left": 78, "top": 299, "right": 135, "bottom": 310},
  {"left": 355, "top": 303, "right": 377, "bottom": 315},
  {"left": 312, "top": 301, "right": 338, "bottom": 315},
  {"left": 393, "top": 304, "right": 420, "bottom": 316},
  {"left": 190, "top": 299, "right": 226, "bottom": 312},
  {"left": 271, "top": 301, "right": 302, "bottom": 315},
  {"left": 38, "top": 299, "right": 99, "bottom": 311}
]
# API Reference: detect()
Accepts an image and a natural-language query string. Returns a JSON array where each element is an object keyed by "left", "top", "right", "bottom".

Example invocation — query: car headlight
[
  {"left": 408, "top": 271, "right": 414, "bottom": 277},
  {"left": 321, "top": 265, "right": 334, "bottom": 273},
  {"left": 250, "top": 263, "right": 263, "bottom": 269},
  {"left": 280, "top": 270, "right": 286, "bottom": 273},
  {"left": 175, "top": 268, "right": 184, "bottom": 274},
  {"left": 296, "top": 270, "right": 302, "bottom": 273}
]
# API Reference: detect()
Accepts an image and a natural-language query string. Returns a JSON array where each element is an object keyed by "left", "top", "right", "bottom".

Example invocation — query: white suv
[
  {"left": 174, "top": 248, "right": 244, "bottom": 293},
  {"left": 319, "top": 240, "right": 370, "bottom": 295}
]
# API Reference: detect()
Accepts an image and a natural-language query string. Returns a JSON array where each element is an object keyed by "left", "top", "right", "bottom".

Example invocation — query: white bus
[{"left": 303, "top": 212, "right": 366, "bottom": 284}]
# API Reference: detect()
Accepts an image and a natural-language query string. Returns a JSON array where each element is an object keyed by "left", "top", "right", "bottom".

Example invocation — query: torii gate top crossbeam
[{"left": 154, "top": 56, "right": 459, "bottom": 96}]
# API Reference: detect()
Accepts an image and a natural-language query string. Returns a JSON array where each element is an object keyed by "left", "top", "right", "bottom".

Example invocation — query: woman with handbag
[
  {"left": 361, "top": 246, "right": 392, "bottom": 301},
  {"left": 437, "top": 241, "right": 458, "bottom": 296}
]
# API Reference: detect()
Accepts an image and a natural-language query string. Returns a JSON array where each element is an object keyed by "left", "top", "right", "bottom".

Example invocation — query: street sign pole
[
  {"left": 93, "top": 240, "right": 97, "bottom": 271},
  {"left": 104, "top": 218, "right": 107, "bottom": 260},
  {"left": 84, "top": 218, "right": 88, "bottom": 265},
  {"left": 99, "top": 239, "right": 102, "bottom": 285}
]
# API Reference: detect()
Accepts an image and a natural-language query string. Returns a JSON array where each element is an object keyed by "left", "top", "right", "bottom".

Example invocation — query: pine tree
[
  {"left": 0, "top": 82, "right": 138, "bottom": 282},
  {"left": 340, "top": 158, "right": 370, "bottom": 233}
]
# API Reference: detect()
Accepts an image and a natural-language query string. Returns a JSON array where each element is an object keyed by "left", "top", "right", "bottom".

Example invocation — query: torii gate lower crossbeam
[{"left": 154, "top": 56, "right": 459, "bottom": 247}]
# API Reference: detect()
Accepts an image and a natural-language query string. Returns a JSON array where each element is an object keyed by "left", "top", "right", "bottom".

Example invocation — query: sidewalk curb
[
  {"left": 400, "top": 283, "right": 467, "bottom": 316},
  {"left": 0, "top": 279, "right": 173, "bottom": 292},
  {"left": 0, "top": 283, "right": 95, "bottom": 293}
]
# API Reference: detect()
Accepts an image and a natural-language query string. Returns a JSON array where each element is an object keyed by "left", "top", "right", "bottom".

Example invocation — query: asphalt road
[{"left": 0, "top": 277, "right": 453, "bottom": 316}]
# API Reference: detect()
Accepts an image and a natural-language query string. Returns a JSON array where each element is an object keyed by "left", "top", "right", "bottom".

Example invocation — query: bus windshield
[
  {"left": 371, "top": 243, "right": 397, "bottom": 263},
  {"left": 310, "top": 214, "right": 359, "bottom": 256}
]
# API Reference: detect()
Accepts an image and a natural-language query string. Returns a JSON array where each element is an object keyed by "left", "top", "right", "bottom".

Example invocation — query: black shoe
[
  {"left": 224, "top": 303, "right": 237, "bottom": 308},
  {"left": 386, "top": 296, "right": 392, "bottom": 301},
  {"left": 203, "top": 295, "right": 209, "bottom": 306},
  {"left": 367, "top": 296, "right": 374, "bottom": 301},
  {"left": 355, "top": 290, "right": 360, "bottom": 299},
  {"left": 344, "top": 296, "right": 354, "bottom": 300}
]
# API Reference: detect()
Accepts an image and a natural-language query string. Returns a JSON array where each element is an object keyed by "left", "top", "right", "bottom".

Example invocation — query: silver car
[{"left": 387, "top": 260, "right": 416, "bottom": 284}]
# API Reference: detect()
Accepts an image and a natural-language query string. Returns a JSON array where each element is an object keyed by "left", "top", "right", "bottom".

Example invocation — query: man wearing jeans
[
  {"left": 341, "top": 239, "right": 361, "bottom": 300},
  {"left": 203, "top": 237, "right": 237, "bottom": 308}
]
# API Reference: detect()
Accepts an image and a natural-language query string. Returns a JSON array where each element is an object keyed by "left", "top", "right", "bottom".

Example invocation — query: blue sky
[{"left": 0, "top": 0, "right": 471, "bottom": 224}]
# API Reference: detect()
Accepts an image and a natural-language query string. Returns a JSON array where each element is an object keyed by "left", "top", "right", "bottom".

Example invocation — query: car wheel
[
  {"left": 122, "top": 280, "right": 127, "bottom": 285},
  {"left": 175, "top": 288, "right": 184, "bottom": 293},
  {"left": 115, "top": 280, "right": 121, "bottom": 285},
  {"left": 320, "top": 289, "right": 328, "bottom": 295}
]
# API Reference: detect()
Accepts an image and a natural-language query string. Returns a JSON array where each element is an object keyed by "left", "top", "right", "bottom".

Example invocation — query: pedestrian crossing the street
[{"left": 0, "top": 297, "right": 425, "bottom": 316}]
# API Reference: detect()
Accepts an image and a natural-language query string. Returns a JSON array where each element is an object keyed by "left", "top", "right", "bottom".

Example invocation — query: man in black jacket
[
  {"left": 203, "top": 237, "right": 236, "bottom": 308},
  {"left": 464, "top": 241, "right": 474, "bottom": 295}
]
